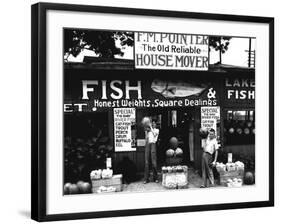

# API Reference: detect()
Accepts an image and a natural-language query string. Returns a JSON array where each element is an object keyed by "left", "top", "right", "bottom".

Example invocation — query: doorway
[{"left": 137, "top": 108, "right": 196, "bottom": 168}]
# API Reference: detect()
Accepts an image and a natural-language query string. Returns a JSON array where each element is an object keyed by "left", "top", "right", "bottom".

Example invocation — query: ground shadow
[{"left": 18, "top": 210, "right": 30, "bottom": 218}]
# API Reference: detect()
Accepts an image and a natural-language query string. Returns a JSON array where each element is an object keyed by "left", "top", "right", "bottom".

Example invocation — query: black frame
[{"left": 31, "top": 2, "right": 274, "bottom": 222}]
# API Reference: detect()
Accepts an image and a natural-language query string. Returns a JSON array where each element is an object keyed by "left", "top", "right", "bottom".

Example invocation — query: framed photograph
[{"left": 31, "top": 2, "right": 274, "bottom": 222}]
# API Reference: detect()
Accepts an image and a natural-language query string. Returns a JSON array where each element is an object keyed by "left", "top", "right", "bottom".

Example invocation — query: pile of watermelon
[
  {"left": 165, "top": 137, "right": 183, "bottom": 158},
  {"left": 64, "top": 181, "right": 92, "bottom": 195},
  {"left": 64, "top": 134, "right": 113, "bottom": 184}
]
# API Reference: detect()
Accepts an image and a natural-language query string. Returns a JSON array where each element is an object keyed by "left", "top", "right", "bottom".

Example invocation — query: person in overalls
[{"left": 201, "top": 128, "right": 219, "bottom": 188}]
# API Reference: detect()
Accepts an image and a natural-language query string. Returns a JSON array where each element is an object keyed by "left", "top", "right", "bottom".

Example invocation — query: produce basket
[
  {"left": 226, "top": 179, "right": 243, "bottom": 187},
  {"left": 218, "top": 170, "right": 244, "bottom": 186},
  {"left": 90, "top": 169, "right": 102, "bottom": 180},
  {"left": 226, "top": 163, "right": 236, "bottom": 172},
  {"left": 91, "top": 174, "right": 123, "bottom": 193},
  {"left": 215, "top": 163, "right": 226, "bottom": 173},
  {"left": 162, "top": 166, "right": 188, "bottom": 189},
  {"left": 216, "top": 161, "right": 245, "bottom": 187}
]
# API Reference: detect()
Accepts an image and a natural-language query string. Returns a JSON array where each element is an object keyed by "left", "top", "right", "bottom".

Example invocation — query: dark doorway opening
[{"left": 136, "top": 108, "right": 196, "bottom": 169}]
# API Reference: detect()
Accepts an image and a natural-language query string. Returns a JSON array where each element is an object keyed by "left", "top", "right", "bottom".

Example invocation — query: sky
[
  {"left": 66, "top": 36, "right": 256, "bottom": 68},
  {"left": 209, "top": 37, "right": 256, "bottom": 67}
]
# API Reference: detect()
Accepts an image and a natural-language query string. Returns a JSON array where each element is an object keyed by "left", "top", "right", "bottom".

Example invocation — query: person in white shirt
[
  {"left": 201, "top": 128, "right": 219, "bottom": 188},
  {"left": 144, "top": 120, "right": 159, "bottom": 184}
]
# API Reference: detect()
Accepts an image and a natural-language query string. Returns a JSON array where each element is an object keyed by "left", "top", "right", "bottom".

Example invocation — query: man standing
[
  {"left": 201, "top": 128, "right": 219, "bottom": 188},
  {"left": 144, "top": 120, "right": 159, "bottom": 184}
]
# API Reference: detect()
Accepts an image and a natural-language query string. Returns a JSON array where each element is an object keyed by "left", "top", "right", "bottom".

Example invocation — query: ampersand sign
[{"left": 207, "top": 88, "right": 216, "bottom": 99}]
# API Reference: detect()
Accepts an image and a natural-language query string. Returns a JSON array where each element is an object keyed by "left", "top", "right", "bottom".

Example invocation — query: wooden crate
[
  {"left": 219, "top": 170, "right": 244, "bottom": 186},
  {"left": 91, "top": 174, "right": 123, "bottom": 193}
]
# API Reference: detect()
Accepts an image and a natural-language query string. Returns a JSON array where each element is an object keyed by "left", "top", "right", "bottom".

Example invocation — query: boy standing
[
  {"left": 144, "top": 120, "right": 159, "bottom": 184},
  {"left": 201, "top": 128, "right": 219, "bottom": 188}
]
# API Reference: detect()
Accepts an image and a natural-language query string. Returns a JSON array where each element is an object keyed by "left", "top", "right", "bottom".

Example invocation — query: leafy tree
[
  {"left": 64, "top": 29, "right": 134, "bottom": 61},
  {"left": 209, "top": 36, "right": 232, "bottom": 64}
]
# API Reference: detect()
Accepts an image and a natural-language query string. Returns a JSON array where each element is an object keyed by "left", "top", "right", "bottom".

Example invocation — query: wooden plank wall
[{"left": 112, "top": 149, "right": 145, "bottom": 173}]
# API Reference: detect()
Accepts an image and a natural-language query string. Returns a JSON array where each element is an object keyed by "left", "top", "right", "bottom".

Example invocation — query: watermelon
[
  {"left": 246, "top": 121, "right": 253, "bottom": 127},
  {"left": 166, "top": 149, "right": 175, "bottom": 157},
  {"left": 236, "top": 128, "right": 243, "bottom": 135},
  {"left": 69, "top": 184, "right": 79, "bottom": 194},
  {"left": 244, "top": 171, "right": 255, "bottom": 185},
  {"left": 81, "top": 182, "right": 91, "bottom": 193},
  {"left": 169, "top": 137, "right": 178, "bottom": 148},
  {"left": 175, "top": 148, "right": 183, "bottom": 156},
  {"left": 76, "top": 181, "right": 84, "bottom": 193},
  {"left": 229, "top": 127, "right": 235, "bottom": 134},
  {"left": 244, "top": 128, "right": 250, "bottom": 135},
  {"left": 63, "top": 183, "right": 72, "bottom": 195},
  {"left": 199, "top": 128, "right": 208, "bottom": 138},
  {"left": 252, "top": 128, "right": 255, "bottom": 135},
  {"left": 141, "top": 117, "right": 151, "bottom": 127}
]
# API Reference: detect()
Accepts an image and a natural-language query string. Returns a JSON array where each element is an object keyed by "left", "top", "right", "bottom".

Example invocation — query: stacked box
[{"left": 91, "top": 174, "right": 123, "bottom": 193}]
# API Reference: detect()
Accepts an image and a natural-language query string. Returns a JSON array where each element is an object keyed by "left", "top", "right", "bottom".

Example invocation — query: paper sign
[
  {"left": 201, "top": 106, "right": 220, "bottom": 131},
  {"left": 114, "top": 108, "right": 136, "bottom": 152},
  {"left": 106, "top": 158, "right": 112, "bottom": 168}
]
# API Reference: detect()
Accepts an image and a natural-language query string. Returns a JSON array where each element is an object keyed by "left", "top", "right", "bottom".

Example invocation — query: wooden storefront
[{"left": 64, "top": 60, "right": 255, "bottom": 174}]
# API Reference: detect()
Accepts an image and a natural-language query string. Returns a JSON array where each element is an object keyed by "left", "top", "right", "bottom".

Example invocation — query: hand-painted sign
[
  {"left": 64, "top": 78, "right": 219, "bottom": 112},
  {"left": 201, "top": 106, "right": 220, "bottom": 131},
  {"left": 225, "top": 78, "right": 255, "bottom": 99},
  {"left": 224, "top": 78, "right": 255, "bottom": 107},
  {"left": 114, "top": 108, "right": 136, "bottom": 152},
  {"left": 134, "top": 32, "right": 209, "bottom": 70}
]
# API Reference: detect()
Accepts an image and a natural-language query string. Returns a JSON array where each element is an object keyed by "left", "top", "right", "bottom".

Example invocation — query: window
[{"left": 224, "top": 110, "right": 255, "bottom": 145}]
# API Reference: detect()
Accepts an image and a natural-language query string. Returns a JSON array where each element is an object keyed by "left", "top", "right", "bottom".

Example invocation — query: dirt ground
[{"left": 122, "top": 168, "right": 220, "bottom": 192}]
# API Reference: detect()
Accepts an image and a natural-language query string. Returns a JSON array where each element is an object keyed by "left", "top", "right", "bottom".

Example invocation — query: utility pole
[
  {"left": 248, "top": 38, "right": 252, "bottom": 68},
  {"left": 245, "top": 37, "right": 255, "bottom": 68}
]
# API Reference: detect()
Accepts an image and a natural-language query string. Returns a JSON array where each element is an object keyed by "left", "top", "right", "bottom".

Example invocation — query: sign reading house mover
[{"left": 134, "top": 32, "right": 209, "bottom": 70}]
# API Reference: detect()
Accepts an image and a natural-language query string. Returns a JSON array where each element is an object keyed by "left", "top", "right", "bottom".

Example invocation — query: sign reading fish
[
  {"left": 64, "top": 78, "right": 217, "bottom": 112},
  {"left": 81, "top": 79, "right": 208, "bottom": 100}
]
